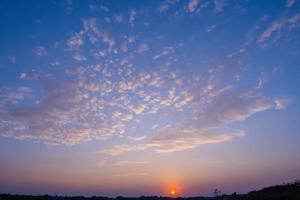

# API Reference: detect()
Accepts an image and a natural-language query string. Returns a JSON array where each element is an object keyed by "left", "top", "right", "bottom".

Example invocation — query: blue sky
[{"left": 0, "top": 0, "right": 300, "bottom": 197}]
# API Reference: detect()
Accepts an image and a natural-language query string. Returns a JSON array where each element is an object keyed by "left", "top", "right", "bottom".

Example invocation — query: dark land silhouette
[{"left": 1, "top": 180, "right": 300, "bottom": 200}]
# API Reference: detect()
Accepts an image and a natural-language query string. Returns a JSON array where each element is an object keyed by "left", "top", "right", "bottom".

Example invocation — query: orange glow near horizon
[{"left": 165, "top": 183, "right": 181, "bottom": 197}]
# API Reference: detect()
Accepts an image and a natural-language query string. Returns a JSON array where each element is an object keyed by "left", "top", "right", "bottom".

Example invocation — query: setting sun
[{"left": 171, "top": 190, "right": 175, "bottom": 195}]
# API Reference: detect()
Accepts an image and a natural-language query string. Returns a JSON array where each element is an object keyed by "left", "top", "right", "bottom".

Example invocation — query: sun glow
[{"left": 171, "top": 190, "right": 176, "bottom": 195}]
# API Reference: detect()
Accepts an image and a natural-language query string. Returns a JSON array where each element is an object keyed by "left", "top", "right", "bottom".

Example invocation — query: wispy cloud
[
  {"left": 286, "top": 0, "right": 295, "bottom": 7},
  {"left": 214, "top": 0, "right": 227, "bottom": 13},
  {"left": 8, "top": 56, "right": 16, "bottom": 64},
  {"left": 129, "top": 9, "right": 137, "bottom": 26},
  {"left": 138, "top": 43, "right": 149, "bottom": 54},
  {"left": 113, "top": 172, "right": 147, "bottom": 177},
  {"left": 128, "top": 135, "right": 147, "bottom": 141},
  {"left": 67, "top": 33, "right": 84, "bottom": 48},
  {"left": 33, "top": 46, "right": 48, "bottom": 56},
  {"left": 60, "top": 0, "right": 73, "bottom": 15},
  {"left": 114, "top": 160, "right": 148, "bottom": 166},
  {"left": 103, "top": 87, "right": 283, "bottom": 155},
  {"left": 71, "top": 51, "right": 86, "bottom": 61},
  {"left": 187, "top": 0, "right": 199, "bottom": 13},
  {"left": 257, "top": 19, "right": 284, "bottom": 44},
  {"left": 274, "top": 99, "right": 291, "bottom": 110},
  {"left": 0, "top": 1, "right": 293, "bottom": 153}
]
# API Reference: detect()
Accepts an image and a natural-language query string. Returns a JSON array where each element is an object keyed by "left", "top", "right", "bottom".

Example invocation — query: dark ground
[{"left": 1, "top": 180, "right": 300, "bottom": 200}]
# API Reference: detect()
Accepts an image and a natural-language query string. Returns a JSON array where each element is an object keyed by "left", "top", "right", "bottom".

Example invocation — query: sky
[{"left": 0, "top": 0, "right": 300, "bottom": 197}]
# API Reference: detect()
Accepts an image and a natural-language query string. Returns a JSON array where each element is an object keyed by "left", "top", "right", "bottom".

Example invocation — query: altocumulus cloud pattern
[{"left": 0, "top": 0, "right": 297, "bottom": 155}]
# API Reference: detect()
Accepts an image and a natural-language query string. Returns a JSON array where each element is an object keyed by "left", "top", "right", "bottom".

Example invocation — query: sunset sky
[{"left": 0, "top": 0, "right": 300, "bottom": 197}]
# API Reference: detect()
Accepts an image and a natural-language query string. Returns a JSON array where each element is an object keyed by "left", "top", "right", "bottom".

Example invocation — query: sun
[{"left": 171, "top": 190, "right": 176, "bottom": 195}]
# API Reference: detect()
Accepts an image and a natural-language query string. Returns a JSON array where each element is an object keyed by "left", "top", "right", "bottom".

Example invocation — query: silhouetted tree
[{"left": 213, "top": 188, "right": 221, "bottom": 198}]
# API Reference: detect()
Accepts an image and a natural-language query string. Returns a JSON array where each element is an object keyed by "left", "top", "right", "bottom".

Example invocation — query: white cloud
[
  {"left": 187, "top": 0, "right": 199, "bottom": 13},
  {"left": 79, "top": 18, "right": 115, "bottom": 51},
  {"left": 129, "top": 9, "right": 137, "bottom": 26},
  {"left": 131, "top": 105, "right": 146, "bottom": 115},
  {"left": 0, "top": 86, "right": 31, "bottom": 107},
  {"left": 20, "top": 73, "right": 27, "bottom": 79},
  {"left": 103, "top": 88, "right": 280, "bottom": 155},
  {"left": 274, "top": 99, "right": 291, "bottom": 110},
  {"left": 67, "top": 33, "right": 84, "bottom": 47},
  {"left": 257, "top": 19, "right": 284, "bottom": 43},
  {"left": 195, "top": 90, "right": 274, "bottom": 128},
  {"left": 288, "top": 13, "right": 300, "bottom": 30},
  {"left": 33, "top": 46, "right": 48, "bottom": 56},
  {"left": 103, "top": 144, "right": 154, "bottom": 155},
  {"left": 138, "top": 43, "right": 149, "bottom": 54},
  {"left": 206, "top": 24, "right": 217, "bottom": 33},
  {"left": 114, "top": 160, "right": 148, "bottom": 166},
  {"left": 1, "top": 64, "right": 289, "bottom": 150},
  {"left": 104, "top": 128, "right": 245, "bottom": 155},
  {"left": 128, "top": 36, "right": 135, "bottom": 43},
  {"left": 19, "top": 71, "right": 39, "bottom": 80},
  {"left": 72, "top": 52, "right": 86, "bottom": 61},
  {"left": 151, "top": 129, "right": 245, "bottom": 153},
  {"left": 128, "top": 135, "right": 147, "bottom": 141}
]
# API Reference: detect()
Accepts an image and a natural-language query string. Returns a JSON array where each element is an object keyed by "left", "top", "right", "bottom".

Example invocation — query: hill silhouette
[{"left": 1, "top": 180, "right": 299, "bottom": 200}]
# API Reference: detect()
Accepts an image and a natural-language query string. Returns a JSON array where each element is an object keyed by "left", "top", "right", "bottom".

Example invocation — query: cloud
[
  {"left": 103, "top": 88, "right": 282, "bottom": 155},
  {"left": 194, "top": 90, "right": 275, "bottom": 128},
  {"left": 286, "top": 0, "right": 295, "bottom": 7},
  {"left": 61, "top": 0, "right": 73, "bottom": 15},
  {"left": 138, "top": 43, "right": 149, "bottom": 54},
  {"left": 114, "top": 14, "right": 123, "bottom": 23},
  {"left": 103, "top": 144, "right": 154, "bottom": 156},
  {"left": 1, "top": 66, "right": 189, "bottom": 145},
  {"left": 206, "top": 24, "right": 217, "bottom": 33},
  {"left": 0, "top": 45, "right": 289, "bottom": 150},
  {"left": 104, "top": 129, "right": 245, "bottom": 155},
  {"left": 158, "top": 4, "right": 169, "bottom": 13},
  {"left": 187, "top": 0, "right": 199, "bottom": 13},
  {"left": 274, "top": 99, "right": 291, "bottom": 110},
  {"left": 113, "top": 172, "right": 147, "bottom": 177},
  {"left": 153, "top": 46, "right": 174, "bottom": 60},
  {"left": 257, "top": 19, "right": 284, "bottom": 43},
  {"left": 0, "top": 1, "right": 294, "bottom": 160},
  {"left": 129, "top": 9, "right": 137, "bottom": 26},
  {"left": 257, "top": 14, "right": 300, "bottom": 46},
  {"left": 67, "top": 33, "right": 84, "bottom": 48},
  {"left": 8, "top": 56, "right": 16, "bottom": 64},
  {"left": 0, "top": 86, "right": 31, "bottom": 107},
  {"left": 128, "top": 135, "right": 147, "bottom": 141},
  {"left": 19, "top": 71, "right": 39, "bottom": 80},
  {"left": 214, "top": 0, "right": 227, "bottom": 12},
  {"left": 33, "top": 46, "right": 48, "bottom": 56},
  {"left": 72, "top": 52, "right": 86, "bottom": 61},
  {"left": 288, "top": 13, "right": 300, "bottom": 30},
  {"left": 89, "top": 5, "right": 109, "bottom": 12},
  {"left": 114, "top": 160, "right": 148, "bottom": 166},
  {"left": 151, "top": 129, "right": 246, "bottom": 153},
  {"left": 66, "top": 18, "right": 116, "bottom": 55}
]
